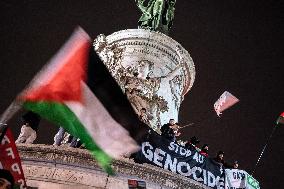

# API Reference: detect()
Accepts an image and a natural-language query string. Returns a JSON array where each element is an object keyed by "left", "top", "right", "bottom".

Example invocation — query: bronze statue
[{"left": 135, "top": 0, "right": 176, "bottom": 35}]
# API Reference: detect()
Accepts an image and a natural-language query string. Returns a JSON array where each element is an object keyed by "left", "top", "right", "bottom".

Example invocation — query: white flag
[{"left": 214, "top": 91, "right": 239, "bottom": 116}]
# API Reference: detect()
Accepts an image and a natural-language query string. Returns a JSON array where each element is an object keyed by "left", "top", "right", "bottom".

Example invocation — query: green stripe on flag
[
  {"left": 246, "top": 174, "right": 260, "bottom": 189},
  {"left": 23, "top": 101, "right": 113, "bottom": 174}
]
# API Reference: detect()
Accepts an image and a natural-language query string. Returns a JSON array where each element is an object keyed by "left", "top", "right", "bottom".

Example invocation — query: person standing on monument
[
  {"left": 53, "top": 126, "right": 66, "bottom": 146},
  {"left": 233, "top": 161, "right": 239, "bottom": 169},
  {"left": 15, "top": 111, "right": 40, "bottom": 144},
  {"left": 213, "top": 151, "right": 233, "bottom": 168},
  {"left": 160, "top": 118, "right": 181, "bottom": 141},
  {"left": 185, "top": 136, "right": 201, "bottom": 151}
]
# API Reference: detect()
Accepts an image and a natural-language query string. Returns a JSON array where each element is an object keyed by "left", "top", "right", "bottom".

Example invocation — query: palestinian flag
[
  {"left": 214, "top": 91, "right": 239, "bottom": 117},
  {"left": 276, "top": 112, "right": 284, "bottom": 125},
  {"left": 16, "top": 27, "right": 149, "bottom": 173}
]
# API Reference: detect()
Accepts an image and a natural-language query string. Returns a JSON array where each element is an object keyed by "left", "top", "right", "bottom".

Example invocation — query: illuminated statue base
[{"left": 93, "top": 29, "right": 195, "bottom": 130}]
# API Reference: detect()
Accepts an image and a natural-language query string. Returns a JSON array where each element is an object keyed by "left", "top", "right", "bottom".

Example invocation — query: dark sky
[{"left": 0, "top": 0, "right": 283, "bottom": 188}]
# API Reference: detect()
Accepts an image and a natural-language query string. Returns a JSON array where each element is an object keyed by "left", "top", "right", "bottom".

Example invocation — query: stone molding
[{"left": 105, "top": 29, "right": 195, "bottom": 95}]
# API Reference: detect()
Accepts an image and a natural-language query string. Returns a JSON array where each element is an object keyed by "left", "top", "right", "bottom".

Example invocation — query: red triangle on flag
[
  {"left": 21, "top": 29, "right": 91, "bottom": 103},
  {"left": 277, "top": 112, "right": 284, "bottom": 125}
]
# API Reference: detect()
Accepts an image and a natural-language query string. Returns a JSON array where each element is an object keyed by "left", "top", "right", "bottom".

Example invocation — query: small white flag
[{"left": 214, "top": 91, "right": 239, "bottom": 117}]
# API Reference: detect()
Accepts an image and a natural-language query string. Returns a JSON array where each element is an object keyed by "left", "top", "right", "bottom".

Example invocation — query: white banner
[
  {"left": 225, "top": 169, "right": 260, "bottom": 189},
  {"left": 225, "top": 169, "right": 246, "bottom": 189}
]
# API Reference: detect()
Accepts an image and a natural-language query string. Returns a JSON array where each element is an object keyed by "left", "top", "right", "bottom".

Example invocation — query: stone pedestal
[{"left": 94, "top": 29, "right": 195, "bottom": 130}]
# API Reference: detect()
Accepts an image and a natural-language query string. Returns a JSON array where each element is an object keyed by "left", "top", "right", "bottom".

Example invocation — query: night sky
[{"left": 0, "top": 0, "right": 283, "bottom": 188}]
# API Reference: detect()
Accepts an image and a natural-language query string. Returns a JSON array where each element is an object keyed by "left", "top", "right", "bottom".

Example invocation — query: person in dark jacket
[
  {"left": 214, "top": 151, "right": 225, "bottom": 164},
  {"left": 0, "top": 169, "right": 14, "bottom": 189},
  {"left": 160, "top": 119, "right": 180, "bottom": 141},
  {"left": 214, "top": 151, "right": 233, "bottom": 168}
]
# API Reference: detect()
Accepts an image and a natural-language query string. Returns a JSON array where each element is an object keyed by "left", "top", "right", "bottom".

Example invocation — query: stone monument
[{"left": 16, "top": 1, "right": 201, "bottom": 189}]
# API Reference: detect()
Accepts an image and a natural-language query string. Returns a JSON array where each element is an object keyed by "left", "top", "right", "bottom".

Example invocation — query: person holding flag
[{"left": 160, "top": 118, "right": 181, "bottom": 141}]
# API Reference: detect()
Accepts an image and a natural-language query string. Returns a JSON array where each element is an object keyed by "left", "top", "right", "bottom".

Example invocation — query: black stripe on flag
[{"left": 87, "top": 48, "right": 149, "bottom": 143}]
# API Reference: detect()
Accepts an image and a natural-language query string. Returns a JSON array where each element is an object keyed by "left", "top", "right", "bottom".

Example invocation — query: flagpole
[
  {"left": 0, "top": 100, "right": 22, "bottom": 130},
  {"left": 179, "top": 123, "right": 194, "bottom": 129},
  {"left": 178, "top": 110, "right": 219, "bottom": 132},
  {"left": 251, "top": 124, "right": 279, "bottom": 176},
  {"left": 0, "top": 123, "right": 8, "bottom": 143}
]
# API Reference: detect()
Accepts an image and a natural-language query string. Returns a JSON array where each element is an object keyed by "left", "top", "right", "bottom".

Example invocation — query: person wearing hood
[
  {"left": 160, "top": 119, "right": 181, "bottom": 141},
  {"left": 233, "top": 160, "right": 239, "bottom": 169},
  {"left": 214, "top": 151, "right": 233, "bottom": 168},
  {"left": 214, "top": 151, "right": 225, "bottom": 164}
]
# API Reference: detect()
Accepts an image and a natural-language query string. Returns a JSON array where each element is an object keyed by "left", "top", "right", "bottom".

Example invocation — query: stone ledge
[{"left": 17, "top": 144, "right": 209, "bottom": 189}]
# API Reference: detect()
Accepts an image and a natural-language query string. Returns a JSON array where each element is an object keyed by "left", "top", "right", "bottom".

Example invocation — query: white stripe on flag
[{"left": 66, "top": 82, "right": 139, "bottom": 159}]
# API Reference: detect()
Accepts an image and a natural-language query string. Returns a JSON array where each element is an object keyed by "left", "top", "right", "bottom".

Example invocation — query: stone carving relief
[
  {"left": 118, "top": 59, "right": 183, "bottom": 129},
  {"left": 93, "top": 34, "right": 125, "bottom": 79},
  {"left": 169, "top": 49, "right": 186, "bottom": 111},
  {"left": 169, "top": 75, "right": 183, "bottom": 110}
]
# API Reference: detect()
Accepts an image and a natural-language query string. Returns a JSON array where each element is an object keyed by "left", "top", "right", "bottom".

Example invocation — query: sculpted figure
[
  {"left": 121, "top": 58, "right": 182, "bottom": 129},
  {"left": 93, "top": 34, "right": 125, "bottom": 79},
  {"left": 135, "top": 0, "right": 176, "bottom": 35}
]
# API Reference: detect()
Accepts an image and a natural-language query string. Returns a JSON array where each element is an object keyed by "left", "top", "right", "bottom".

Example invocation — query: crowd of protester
[
  {"left": 53, "top": 127, "right": 82, "bottom": 148},
  {"left": 14, "top": 111, "right": 83, "bottom": 148},
  {"left": 160, "top": 118, "right": 239, "bottom": 169},
  {"left": 15, "top": 111, "right": 239, "bottom": 169}
]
